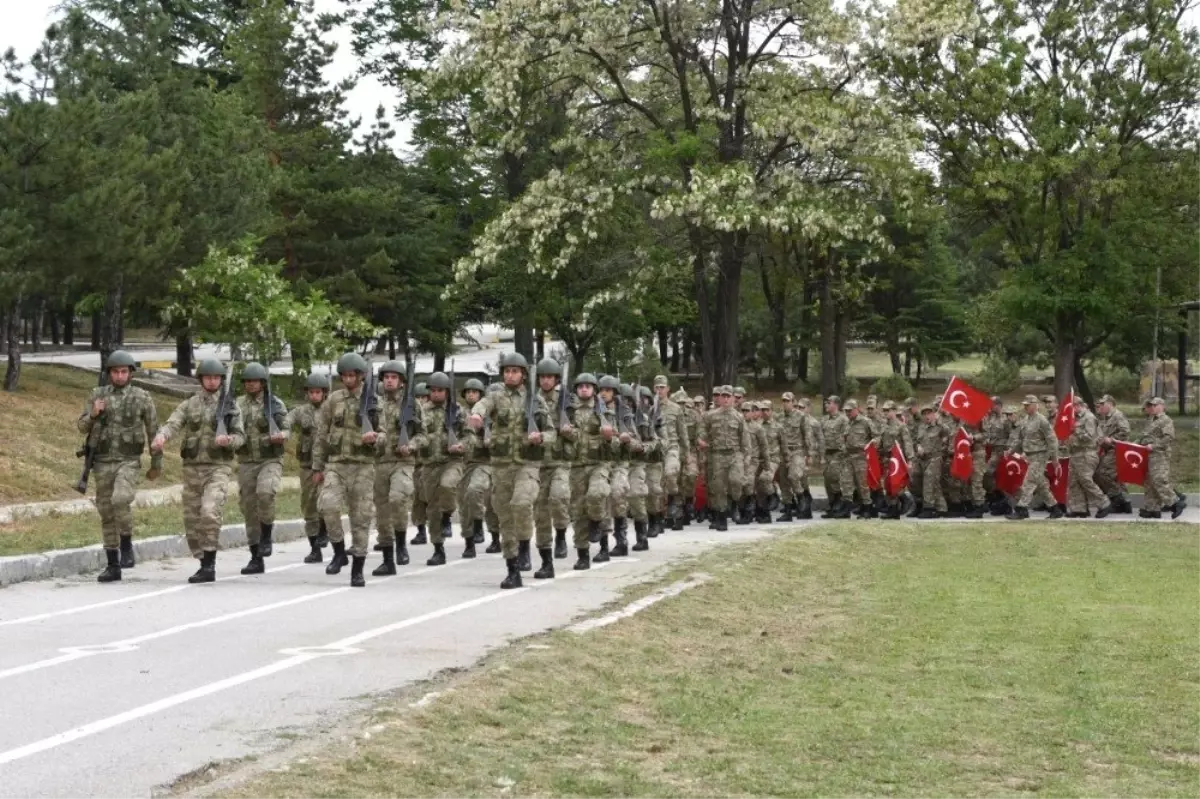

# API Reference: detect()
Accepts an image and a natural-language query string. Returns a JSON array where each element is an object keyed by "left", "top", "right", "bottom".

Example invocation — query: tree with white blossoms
[
  {"left": 440, "top": 0, "right": 918, "bottom": 387},
  {"left": 162, "top": 238, "right": 380, "bottom": 374}
]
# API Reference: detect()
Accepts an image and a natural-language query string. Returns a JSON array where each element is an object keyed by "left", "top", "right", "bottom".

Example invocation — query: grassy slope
[{"left": 218, "top": 522, "right": 1198, "bottom": 799}]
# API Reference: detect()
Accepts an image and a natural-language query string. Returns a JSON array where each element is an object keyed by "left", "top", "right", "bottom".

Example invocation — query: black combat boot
[
  {"left": 118, "top": 534, "right": 136, "bottom": 569},
  {"left": 713, "top": 509, "right": 729, "bottom": 531},
  {"left": 554, "top": 529, "right": 568, "bottom": 559},
  {"left": 611, "top": 524, "right": 629, "bottom": 557},
  {"left": 501, "top": 557, "right": 523, "bottom": 588},
  {"left": 516, "top": 540, "right": 532, "bottom": 571},
  {"left": 395, "top": 531, "right": 410, "bottom": 565},
  {"left": 485, "top": 531, "right": 501, "bottom": 554},
  {"left": 98, "top": 549, "right": 122, "bottom": 583},
  {"left": 304, "top": 535, "right": 323, "bottom": 563},
  {"left": 259, "top": 523, "right": 274, "bottom": 557},
  {"left": 990, "top": 498, "right": 1010, "bottom": 516},
  {"left": 410, "top": 525, "right": 428, "bottom": 545},
  {"left": 589, "top": 521, "right": 602, "bottom": 543},
  {"left": 708, "top": 510, "right": 719, "bottom": 530},
  {"left": 834, "top": 497, "right": 854, "bottom": 519},
  {"left": 189, "top": 551, "right": 216, "bottom": 583},
  {"left": 462, "top": 536, "right": 477, "bottom": 558},
  {"left": 963, "top": 502, "right": 984, "bottom": 519},
  {"left": 534, "top": 547, "right": 555, "bottom": 579},
  {"left": 1114, "top": 493, "right": 1133, "bottom": 514},
  {"left": 316, "top": 518, "right": 329, "bottom": 548},
  {"left": 350, "top": 556, "right": 366, "bottom": 587},
  {"left": 1096, "top": 503, "right": 1113, "bottom": 519},
  {"left": 778, "top": 500, "right": 795, "bottom": 522},
  {"left": 822, "top": 492, "right": 842, "bottom": 519},
  {"left": 1139, "top": 508, "right": 1162, "bottom": 519},
  {"left": 1047, "top": 504, "right": 1065, "bottom": 520},
  {"left": 427, "top": 543, "right": 446, "bottom": 566},
  {"left": 373, "top": 545, "right": 396, "bottom": 576},
  {"left": 906, "top": 499, "right": 923, "bottom": 518},
  {"left": 573, "top": 547, "right": 591, "bottom": 571},
  {"left": 669, "top": 497, "right": 684, "bottom": 531},
  {"left": 325, "top": 541, "right": 348, "bottom": 574},
  {"left": 593, "top": 533, "right": 611, "bottom": 563},
  {"left": 646, "top": 514, "right": 660, "bottom": 538},
  {"left": 799, "top": 491, "right": 814, "bottom": 520},
  {"left": 240, "top": 544, "right": 265, "bottom": 575},
  {"left": 917, "top": 506, "right": 938, "bottom": 519},
  {"left": 1005, "top": 505, "right": 1029, "bottom": 520},
  {"left": 755, "top": 501, "right": 772, "bottom": 524},
  {"left": 682, "top": 502, "right": 693, "bottom": 526},
  {"left": 632, "top": 520, "right": 650, "bottom": 551},
  {"left": 441, "top": 513, "right": 453, "bottom": 541},
  {"left": 374, "top": 540, "right": 388, "bottom": 552},
  {"left": 1171, "top": 494, "right": 1188, "bottom": 519},
  {"left": 472, "top": 519, "right": 485, "bottom": 544}
]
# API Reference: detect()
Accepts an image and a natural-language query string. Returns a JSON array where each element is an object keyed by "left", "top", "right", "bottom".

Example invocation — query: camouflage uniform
[
  {"left": 605, "top": 383, "right": 635, "bottom": 538},
  {"left": 285, "top": 395, "right": 323, "bottom": 541},
  {"left": 536, "top": 383, "right": 572, "bottom": 551},
  {"left": 1065, "top": 404, "right": 1109, "bottom": 515},
  {"left": 779, "top": 393, "right": 815, "bottom": 518},
  {"left": 459, "top": 394, "right": 491, "bottom": 546},
  {"left": 77, "top": 379, "right": 158, "bottom": 553},
  {"left": 235, "top": 389, "right": 290, "bottom": 549},
  {"left": 878, "top": 404, "right": 914, "bottom": 517},
  {"left": 821, "top": 398, "right": 852, "bottom": 517},
  {"left": 653, "top": 376, "right": 690, "bottom": 526},
  {"left": 373, "top": 382, "right": 423, "bottom": 551},
  {"left": 677, "top": 392, "right": 700, "bottom": 520},
  {"left": 698, "top": 386, "right": 747, "bottom": 529},
  {"left": 843, "top": 400, "right": 878, "bottom": 515},
  {"left": 911, "top": 408, "right": 948, "bottom": 515},
  {"left": 1139, "top": 402, "right": 1183, "bottom": 516},
  {"left": 982, "top": 408, "right": 1010, "bottom": 494},
  {"left": 640, "top": 387, "right": 667, "bottom": 531},
  {"left": 1010, "top": 397, "right": 1059, "bottom": 515},
  {"left": 1094, "top": 398, "right": 1131, "bottom": 504},
  {"left": 313, "top": 382, "right": 377, "bottom": 559},
  {"left": 418, "top": 395, "right": 466, "bottom": 545}
]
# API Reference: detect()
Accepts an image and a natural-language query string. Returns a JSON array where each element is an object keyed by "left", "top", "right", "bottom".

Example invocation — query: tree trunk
[
  {"left": 176, "top": 334, "right": 194, "bottom": 377},
  {"left": 433, "top": 353, "right": 446, "bottom": 373},
  {"left": 513, "top": 322, "right": 534, "bottom": 361},
  {"left": 4, "top": 300, "right": 22, "bottom": 392},
  {"left": 387, "top": 336, "right": 396, "bottom": 360},
  {"left": 657, "top": 326, "right": 669, "bottom": 365},
  {"left": 712, "top": 232, "right": 746, "bottom": 387},
  {"left": 887, "top": 330, "right": 901, "bottom": 374},
  {"left": 689, "top": 228, "right": 716, "bottom": 396},
  {"left": 903, "top": 345, "right": 912, "bottom": 379},
  {"left": 98, "top": 281, "right": 124, "bottom": 387},
  {"left": 49, "top": 309, "right": 60, "bottom": 347},
  {"left": 30, "top": 301, "right": 43, "bottom": 353},
  {"left": 373, "top": 338, "right": 387, "bottom": 355},
  {"left": 1052, "top": 320, "right": 1076, "bottom": 400},
  {"left": 90, "top": 312, "right": 100, "bottom": 350},
  {"left": 758, "top": 256, "right": 788, "bottom": 384},
  {"left": 669, "top": 328, "right": 681, "bottom": 372},
  {"left": 63, "top": 307, "right": 74, "bottom": 347},
  {"left": 819, "top": 260, "right": 838, "bottom": 397},
  {"left": 835, "top": 310, "right": 849, "bottom": 391},
  {"left": 1072, "top": 354, "right": 1094, "bottom": 408},
  {"left": 681, "top": 332, "right": 692, "bottom": 374},
  {"left": 535, "top": 329, "right": 545, "bottom": 360}
]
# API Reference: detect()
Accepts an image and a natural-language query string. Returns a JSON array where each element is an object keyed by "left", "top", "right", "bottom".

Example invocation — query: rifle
[
  {"left": 650, "top": 391, "right": 662, "bottom": 440},
  {"left": 360, "top": 365, "right": 378, "bottom": 435},
  {"left": 631, "top": 383, "right": 644, "bottom": 436},
  {"left": 263, "top": 372, "right": 281, "bottom": 437},
  {"left": 445, "top": 360, "right": 459, "bottom": 448},
  {"left": 557, "top": 362, "right": 570, "bottom": 429},
  {"left": 215, "top": 362, "right": 236, "bottom": 438},
  {"left": 525, "top": 373, "right": 538, "bottom": 435},
  {"left": 398, "top": 359, "right": 416, "bottom": 448},
  {"left": 75, "top": 410, "right": 102, "bottom": 494}
]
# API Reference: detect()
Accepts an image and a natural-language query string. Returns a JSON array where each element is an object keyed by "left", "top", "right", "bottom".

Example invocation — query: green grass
[
  {"left": 215, "top": 522, "right": 1199, "bottom": 799},
  {"left": 0, "top": 489, "right": 301, "bottom": 557}
]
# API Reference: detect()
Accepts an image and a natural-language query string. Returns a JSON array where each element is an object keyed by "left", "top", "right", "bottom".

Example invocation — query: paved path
[{"left": 0, "top": 511, "right": 1194, "bottom": 798}]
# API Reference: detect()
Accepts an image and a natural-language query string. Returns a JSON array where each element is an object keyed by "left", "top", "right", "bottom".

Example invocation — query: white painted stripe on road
[
  {"left": 567, "top": 574, "right": 711, "bottom": 634},
  {"left": 0, "top": 558, "right": 634, "bottom": 765},
  {"left": 0, "top": 563, "right": 307, "bottom": 629}
]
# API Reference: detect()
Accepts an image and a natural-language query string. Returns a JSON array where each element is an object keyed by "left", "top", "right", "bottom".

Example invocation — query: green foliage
[
  {"left": 1086, "top": 363, "right": 1140, "bottom": 402},
  {"left": 973, "top": 355, "right": 1022, "bottom": 396},
  {"left": 841, "top": 376, "right": 861, "bottom": 399},
  {"left": 869, "top": 374, "right": 915, "bottom": 402}
]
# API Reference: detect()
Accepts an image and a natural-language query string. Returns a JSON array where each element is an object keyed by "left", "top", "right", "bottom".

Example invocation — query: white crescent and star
[
  {"left": 888, "top": 459, "right": 900, "bottom": 478},
  {"left": 947, "top": 389, "right": 969, "bottom": 409},
  {"left": 1124, "top": 450, "right": 1144, "bottom": 468},
  {"left": 1005, "top": 461, "right": 1021, "bottom": 476}
]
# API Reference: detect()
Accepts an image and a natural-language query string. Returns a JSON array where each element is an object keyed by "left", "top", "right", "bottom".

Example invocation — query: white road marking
[
  {"left": 567, "top": 574, "right": 711, "bottom": 634},
  {"left": 0, "top": 558, "right": 633, "bottom": 765}
]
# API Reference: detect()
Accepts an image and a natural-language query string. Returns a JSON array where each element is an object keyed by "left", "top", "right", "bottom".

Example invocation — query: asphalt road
[{"left": 0, "top": 522, "right": 776, "bottom": 798}]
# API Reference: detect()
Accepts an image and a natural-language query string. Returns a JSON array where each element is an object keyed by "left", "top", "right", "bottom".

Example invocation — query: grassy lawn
[
  {"left": 217, "top": 522, "right": 1198, "bottom": 799},
  {"left": 0, "top": 489, "right": 301, "bottom": 557},
  {"left": 0, "top": 365, "right": 300, "bottom": 504}
]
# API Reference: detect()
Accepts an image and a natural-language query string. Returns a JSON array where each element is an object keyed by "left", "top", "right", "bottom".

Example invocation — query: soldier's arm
[
  {"left": 1044, "top": 418, "right": 1058, "bottom": 460},
  {"left": 76, "top": 388, "right": 102, "bottom": 434},
  {"left": 312, "top": 400, "right": 333, "bottom": 471},
  {"left": 276, "top": 399, "right": 292, "bottom": 433},
  {"left": 284, "top": 407, "right": 302, "bottom": 439},
  {"left": 156, "top": 398, "right": 192, "bottom": 443},
  {"left": 675, "top": 412, "right": 690, "bottom": 459},
  {"left": 901, "top": 427, "right": 915, "bottom": 461},
  {"left": 142, "top": 391, "right": 159, "bottom": 443},
  {"left": 225, "top": 406, "right": 247, "bottom": 450},
  {"left": 1115, "top": 414, "right": 1131, "bottom": 440}
]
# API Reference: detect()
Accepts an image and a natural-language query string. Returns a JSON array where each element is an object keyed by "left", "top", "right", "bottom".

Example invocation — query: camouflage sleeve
[
  {"left": 157, "top": 397, "right": 192, "bottom": 443},
  {"left": 142, "top": 390, "right": 159, "bottom": 445},
  {"left": 408, "top": 402, "right": 428, "bottom": 452},
  {"left": 275, "top": 398, "right": 291, "bottom": 433},
  {"left": 1045, "top": 418, "right": 1058, "bottom": 460},
  {"left": 284, "top": 407, "right": 302, "bottom": 439},
  {"left": 740, "top": 417, "right": 753, "bottom": 454},
  {"left": 312, "top": 399, "right": 334, "bottom": 471},
  {"left": 77, "top": 387, "right": 103, "bottom": 434},
  {"left": 1114, "top": 413, "right": 1131, "bottom": 440},
  {"left": 471, "top": 395, "right": 494, "bottom": 421},
  {"left": 900, "top": 425, "right": 914, "bottom": 461},
  {"left": 535, "top": 395, "right": 556, "bottom": 446},
  {"left": 675, "top": 410, "right": 690, "bottom": 459},
  {"left": 226, "top": 404, "right": 246, "bottom": 451}
]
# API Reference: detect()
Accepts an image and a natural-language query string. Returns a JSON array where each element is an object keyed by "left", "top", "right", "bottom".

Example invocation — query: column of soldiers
[{"left": 80, "top": 351, "right": 1189, "bottom": 586}]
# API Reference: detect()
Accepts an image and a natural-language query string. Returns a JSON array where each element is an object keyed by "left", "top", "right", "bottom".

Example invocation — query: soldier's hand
[
  {"left": 312, "top": 471, "right": 325, "bottom": 484},
  {"left": 91, "top": 398, "right": 106, "bottom": 418},
  {"left": 527, "top": 431, "right": 543, "bottom": 445},
  {"left": 269, "top": 433, "right": 286, "bottom": 444},
  {"left": 560, "top": 423, "right": 573, "bottom": 435},
  {"left": 468, "top": 414, "right": 484, "bottom": 430},
  {"left": 1145, "top": 444, "right": 1154, "bottom": 452},
  {"left": 145, "top": 467, "right": 161, "bottom": 481},
  {"left": 361, "top": 431, "right": 377, "bottom": 445},
  {"left": 151, "top": 435, "right": 166, "bottom": 452},
  {"left": 917, "top": 445, "right": 925, "bottom": 456},
  {"left": 697, "top": 439, "right": 708, "bottom": 450},
  {"left": 601, "top": 425, "right": 614, "bottom": 440},
  {"left": 448, "top": 443, "right": 465, "bottom": 454},
  {"left": 398, "top": 444, "right": 411, "bottom": 456},
  {"left": 215, "top": 434, "right": 232, "bottom": 448},
  {"left": 619, "top": 432, "right": 631, "bottom": 444},
  {"left": 1101, "top": 437, "right": 1111, "bottom": 446}
]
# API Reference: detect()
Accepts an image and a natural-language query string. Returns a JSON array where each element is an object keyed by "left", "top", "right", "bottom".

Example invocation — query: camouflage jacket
[
  {"left": 1066, "top": 409, "right": 1100, "bottom": 455},
  {"left": 1139, "top": 412, "right": 1175, "bottom": 455},
  {"left": 563, "top": 395, "right": 619, "bottom": 463},
  {"left": 313, "top": 386, "right": 377, "bottom": 470},
  {"left": 285, "top": 401, "right": 322, "bottom": 468},
  {"left": 235, "top": 392, "right": 290, "bottom": 463},
  {"left": 470, "top": 384, "right": 554, "bottom": 464},
  {"left": 658, "top": 399, "right": 690, "bottom": 460},
  {"left": 419, "top": 401, "right": 466, "bottom": 464},
  {"left": 376, "top": 390, "right": 424, "bottom": 464},
  {"left": 821, "top": 412, "right": 849, "bottom": 455},
  {"left": 158, "top": 390, "right": 246, "bottom": 465},
  {"left": 700, "top": 406, "right": 749, "bottom": 454},
  {"left": 1098, "top": 409, "right": 1131, "bottom": 448},
  {"left": 879, "top": 418, "right": 914, "bottom": 462},
  {"left": 746, "top": 420, "right": 770, "bottom": 476},
  {"left": 77, "top": 383, "right": 158, "bottom": 464},
  {"left": 1013, "top": 412, "right": 1058, "bottom": 459},
  {"left": 915, "top": 419, "right": 948, "bottom": 460}
]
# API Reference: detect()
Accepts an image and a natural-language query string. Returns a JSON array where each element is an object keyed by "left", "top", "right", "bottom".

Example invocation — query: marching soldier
[
  {"left": 458, "top": 378, "right": 491, "bottom": 553},
  {"left": 778, "top": 392, "right": 811, "bottom": 521},
  {"left": 372, "top": 361, "right": 423, "bottom": 575},
  {"left": 312, "top": 353, "right": 378, "bottom": 586},
  {"left": 910, "top": 403, "right": 948, "bottom": 519},
  {"left": 234, "top": 363, "right": 290, "bottom": 575},
  {"left": 878, "top": 400, "right": 914, "bottom": 518},
  {"left": 1139, "top": 397, "right": 1187, "bottom": 519},
  {"left": 79, "top": 350, "right": 160, "bottom": 583},
  {"left": 410, "top": 382, "right": 431, "bottom": 547},
  {"left": 562, "top": 372, "right": 616, "bottom": 570},
  {"left": 820, "top": 396, "right": 852, "bottom": 519},
  {"left": 982, "top": 396, "right": 1008, "bottom": 506},
  {"left": 738, "top": 401, "right": 763, "bottom": 524},
  {"left": 151, "top": 359, "right": 245, "bottom": 583},
  {"left": 605, "top": 381, "right": 634, "bottom": 543},
  {"left": 482, "top": 382, "right": 505, "bottom": 552},
  {"left": 697, "top": 386, "right": 747, "bottom": 530},
  {"left": 760, "top": 400, "right": 785, "bottom": 521},
  {"left": 466, "top": 353, "right": 553, "bottom": 588},
  {"left": 677, "top": 391, "right": 700, "bottom": 525},
  {"left": 1094, "top": 394, "right": 1132, "bottom": 513},
  {"left": 625, "top": 387, "right": 656, "bottom": 552},
  {"left": 844, "top": 399, "right": 877, "bottom": 518},
  {"left": 535, "top": 359, "right": 573, "bottom": 560},
  {"left": 1064, "top": 395, "right": 1111, "bottom": 518},
  {"left": 287, "top": 372, "right": 331, "bottom": 563},
  {"left": 1005, "top": 394, "right": 1061, "bottom": 520},
  {"left": 653, "top": 375, "right": 690, "bottom": 530},
  {"left": 418, "top": 372, "right": 467, "bottom": 565},
  {"left": 958, "top": 418, "right": 987, "bottom": 519},
  {"left": 640, "top": 385, "right": 668, "bottom": 534}
]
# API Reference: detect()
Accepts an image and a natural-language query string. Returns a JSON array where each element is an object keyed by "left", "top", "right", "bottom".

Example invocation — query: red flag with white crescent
[
  {"left": 950, "top": 427, "right": 973, "bottom": 481},
  {"left": 1114, "top": 441, "right": 1150, "bottom": 485},
  {"left": 694, "top": 470, "right": 707, "bottom": 511},
  {"left": 886, "top": 443, "right": 910, "bottom": 497},
  {"left": 938, "top": 376, "right": 992, "bottom": 426},
  {"left": 864, "top": 441, "right": 882, "bottom": 491},
  {"left": 1045, "top": 458, "right": 1069, "bottom": 505},
  {"left": 1055, "top": 390, "right": 1077, "bottom": 441},
  {"left": 995, "top": 453, "right": 1029, "bottom": 495}
]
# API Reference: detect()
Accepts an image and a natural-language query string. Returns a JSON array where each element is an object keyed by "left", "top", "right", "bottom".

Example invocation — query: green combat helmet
[
  {"left": 415, "top": 382, "right": 430, "bottom": 398},
  {"left": 573, "top": 372, "right": 598, "bottom": 387},
  {"left": 305, "top": 373, "right": 331, "bottom": 391},
  {"left": 242, "top": 362, "right": 269, "bottom": 382},
  {"left": 104, "top": 350, "right": 136, "bottom": 371},
  {"left": 462, "top": 378, "right": 486, "bottom": 397},
  {"left": 378, "top": 360, "right": 405, "bottom": 377},
  {"left": 336, "top": 352, "right": 368, "bottom": 375},
  {"left": 427, "top": 372, "right": 452, "bottom": 389},
  {"left": 499, "top": 352, "right": 530, "bottom": 371},
  {"left": 196, "top": 359, "right": 226, "bottom": 377},
  {"left": 597, "top": 375, "right": 620, "bottom": 391},
  {"left": 536, "top": 358, "right": 562, "bottom": 377}
]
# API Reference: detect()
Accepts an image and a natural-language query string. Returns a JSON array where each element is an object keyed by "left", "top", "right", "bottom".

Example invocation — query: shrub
[
  {"left": 870, "top": 373, "right": 915, "bottom": 401},
  {"left": 841, "top": 376, "right": 861, "bottom": 399},
  {"left": 1087, "top": 362, "right": 1140, "bottom": 401},
  {"left": 973, "top": 355, "right": 1022, "bottom": 395}
]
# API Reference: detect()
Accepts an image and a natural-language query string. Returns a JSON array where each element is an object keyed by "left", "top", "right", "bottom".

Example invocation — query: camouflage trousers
[
  {"left": 411, "top": 464, "right": 427, "bottom": 528},
  {"left": 492, "top": 463, "right": 540, "bottom": 559},
  {"left": 1143, "top": 451, "right": 1175, "bottom": 512},
  {"left": 847, "top": 452, "right": 870, "bottom": 504},
  {"left": 182, "top": 463, "right": 231, "bottom": 556},
  {"left": 421, "top": 460, "right": 464, "bottom": 543},
  {"left": 911, "top": 455, "right": 947, "bottom": 512},
  {"left": 682, "top": 451, "right": 699, "bottom": 506},
  {"left": 373, "top": 461, "right": 415, "bottom": 546},
  {"left": 608, "top": 462, "right": 631, "bottom": 520},
  {"left": 705, "top": 450, "right": 742, "bottom": 512},
  {"left": 626, "top": 462, "right": 649, "bottom": 521},
  {"left": 570, "top": 462, "right": 612, "bottom": 548},
  {"left": 964, "top": 446, "right": 987, "bottom": 504},
  {"left": 783, "top": 452, "right": 808, "bottom": 502},
  {"left": 984, "top": 449, "right": 1003, "bottom": 494},
  {"left": 823, "top": 451, "right": 848, "bottom": 498},
  {"left": 662, "top": 447, "right": 682, "bottom": 496},
  {"left": 94, "top": 460, "right": 140, "bottom": 549},
  {"left": 237, "top": 460, "right": 283, "bottom": 545},
  {"left": 646, "top": 461, "right": 665, "bottom": 514},
  {"left": 299, "top": 466, "right": 321, "bottom": 537},
  {"left": 458, "top": 463, "right": 491, "bottom": 536},
  {"left": 1016, "top": 452, "right": 1054, "bottom": 510},
  {"left": 756, "top": 462, "right": 778, "bottom": 503},
  {"left": 1093, "top": 449, "right": 1125, "bottom": 499},
  {"left": 320, "top": 462, "right": 376, "bottom": 557},
  {"left": 536, "top": 463, "right": 571, "bottom": 548},
  {"left": 941, "top": 459, "right": 964, "bottom": 505},
  {"left": 1067, "top": 450, "right": 1108, "bottom": 513}
]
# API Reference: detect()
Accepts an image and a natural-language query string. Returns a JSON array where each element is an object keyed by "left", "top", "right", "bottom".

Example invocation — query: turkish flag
[
  {"left": 939, "top": 376, "right": 992, "bottom": 426},
  {"left": 995, "top": 453, "right": 1029, "bottom": 495},
  {"left": 1046, "top": 458, "right": 1069, "bottom": 505},
  {"left": 694, "top": 471, "right": 707, "bottom": 510},
  {"left": 886, "top": 443, "right": 909, "bottom": 496},
  {"left": 950, "top": 427, "right": 973, "bottom": 481},
  {"left": 1114, "top": 441, "right": 1150, "bottom": 485},
  {"left": 1055, "top": 390, "right": 1077, "bottom": 441},
  {"left": 864, "top": 441, "right": 882, "bottom": 491}
]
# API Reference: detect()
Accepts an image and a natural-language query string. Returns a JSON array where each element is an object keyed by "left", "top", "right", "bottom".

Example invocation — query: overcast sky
[{"left": 1, "top": 0, "right": 414, "bottom": 151}]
